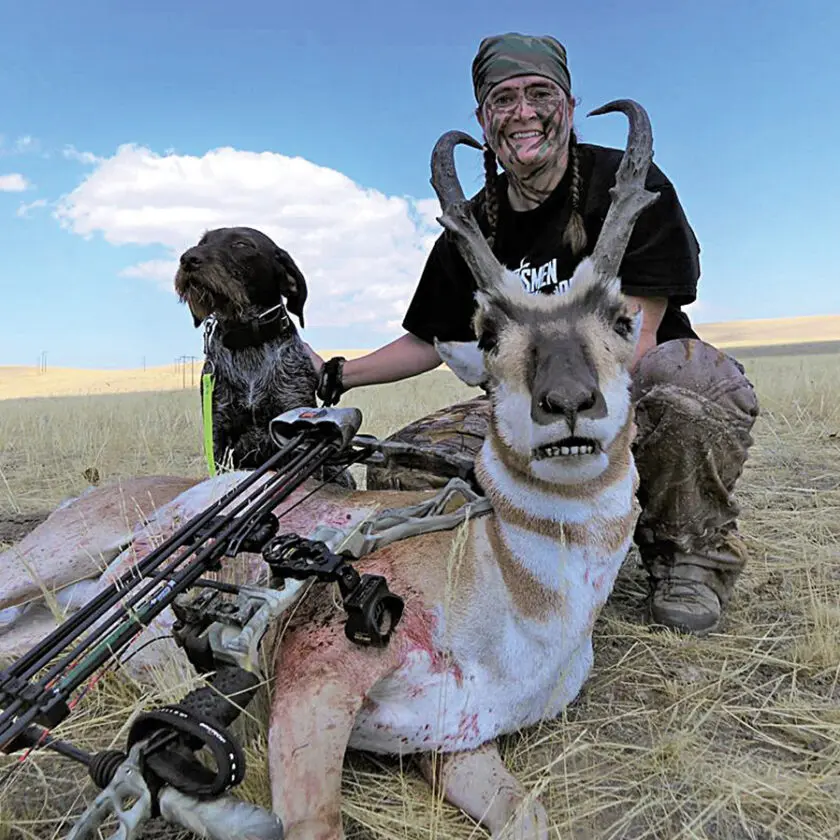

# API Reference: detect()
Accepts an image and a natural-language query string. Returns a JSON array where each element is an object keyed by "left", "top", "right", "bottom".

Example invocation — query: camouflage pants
[{"left": 366, "top": 339, "right": 760, "bottom": 601}]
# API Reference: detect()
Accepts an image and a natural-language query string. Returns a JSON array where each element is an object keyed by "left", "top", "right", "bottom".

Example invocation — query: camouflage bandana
[{"left": 472, "top": 33, "right": 571, "bottom": 105}]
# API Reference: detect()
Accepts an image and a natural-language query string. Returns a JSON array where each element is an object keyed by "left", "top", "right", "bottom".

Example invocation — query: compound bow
[{"left": 0, "top": 406, "right": 407, "bottom": 840}]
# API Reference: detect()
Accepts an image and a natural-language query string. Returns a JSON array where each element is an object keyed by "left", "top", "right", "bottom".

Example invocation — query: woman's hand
[{"left": 303, "top": 333, "right": 442, "bottom": 397}]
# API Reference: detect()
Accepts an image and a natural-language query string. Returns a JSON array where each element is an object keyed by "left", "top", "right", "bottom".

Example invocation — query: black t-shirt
[{"left": 403, "top": 143, "right": 701, "bottom": 345}]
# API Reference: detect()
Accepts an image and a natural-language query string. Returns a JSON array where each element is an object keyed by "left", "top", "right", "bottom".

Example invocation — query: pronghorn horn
[
  {"left": 587, "top": 99, "right": 660, "bottom": 278},
  {"left": 430, "top": 131, "right": 506, "bottom": 293},
  {"left": 430, "top": 130, "right": 482, "bottom": 207}
]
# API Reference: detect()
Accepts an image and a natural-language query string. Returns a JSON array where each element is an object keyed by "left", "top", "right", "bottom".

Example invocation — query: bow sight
[{"left": 0, "top": 406, "right": 405, "bottom": 840}]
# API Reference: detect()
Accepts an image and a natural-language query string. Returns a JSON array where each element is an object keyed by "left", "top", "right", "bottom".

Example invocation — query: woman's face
[{"left": 478, "top": 75, "right": 574, "bottom": 176}]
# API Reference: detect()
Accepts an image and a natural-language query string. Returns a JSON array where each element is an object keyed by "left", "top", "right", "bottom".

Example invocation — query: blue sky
[{"left": 1, "top": 0, "right": 837, "bottom": 369}]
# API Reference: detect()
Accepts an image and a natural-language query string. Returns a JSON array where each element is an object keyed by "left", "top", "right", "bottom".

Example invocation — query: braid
[
  {"left": 482, "top": 147, "right": 500, "bottom": 250},
  {"left": 562, "top": 130, "right": 588, "bottom": 257}
]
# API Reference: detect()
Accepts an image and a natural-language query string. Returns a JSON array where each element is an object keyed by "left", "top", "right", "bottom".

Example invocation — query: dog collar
[{"left": 218, "top": 306, "right": 294, "bottom": 351}]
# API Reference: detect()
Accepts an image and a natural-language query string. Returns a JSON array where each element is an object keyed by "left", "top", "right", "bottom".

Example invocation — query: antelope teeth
[{"left": 538, "top": 443, "right": 598, "bottom": 458}]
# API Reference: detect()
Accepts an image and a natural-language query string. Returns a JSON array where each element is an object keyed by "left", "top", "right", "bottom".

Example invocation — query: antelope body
[{"left": 0, "top": 101, "right": 657, "bottom": 839}]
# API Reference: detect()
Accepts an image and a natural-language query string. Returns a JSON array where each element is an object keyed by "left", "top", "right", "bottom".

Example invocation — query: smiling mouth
[
  {"left": 509, "top": 130, "right": 543, "bottom": 140},
  {"left": 534, "top": 437, "right": 601, "bottom": 459}
]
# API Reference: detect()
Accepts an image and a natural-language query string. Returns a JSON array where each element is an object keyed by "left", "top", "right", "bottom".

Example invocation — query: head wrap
[{"left": 472, "top": 33, "right": 571, "bottom": 106}]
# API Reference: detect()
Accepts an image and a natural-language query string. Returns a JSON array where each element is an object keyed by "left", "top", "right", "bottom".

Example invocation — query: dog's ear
[{"left": 274, "top": 248, "right": 308, "bottom": 327}]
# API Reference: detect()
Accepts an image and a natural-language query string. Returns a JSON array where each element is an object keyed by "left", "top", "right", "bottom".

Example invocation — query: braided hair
[
  {"left": 561, "top": 130, "right": 587, "bottom": 257},
  {"left": 482, "top": 146, "right": 501, "bottom": 251},
  {"left": 481, "top": 129, "right": 587, "bottom": 258}
]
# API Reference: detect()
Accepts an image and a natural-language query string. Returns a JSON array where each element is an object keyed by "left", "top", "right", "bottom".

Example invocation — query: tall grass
[{"left": 0, "top": 353, "right": 837, "bottom": 839}]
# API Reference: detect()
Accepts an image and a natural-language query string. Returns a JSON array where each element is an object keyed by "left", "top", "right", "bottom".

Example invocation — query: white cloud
[
  {"left": 119, "top": 259, "right": 178, "bottom": 286},
  {"left": 54, "top": 144, "right": 444, "bottom": 334},
  {"left": 0, "top": 136, "right": 40, "bottom": 157},
  {"left": 63, "top": 146, "right": 101, "bottom": 165},
  {"left": 17, "top": 198, "right": 48, "bottom": 217},
  {"left": 0, "top": 173, "right": 30, "bottom": 192}
]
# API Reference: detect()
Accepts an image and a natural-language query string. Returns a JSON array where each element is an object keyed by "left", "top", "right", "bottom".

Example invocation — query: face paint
[{"left": 481, "top": 76, "right": 572, "bottom": 208}]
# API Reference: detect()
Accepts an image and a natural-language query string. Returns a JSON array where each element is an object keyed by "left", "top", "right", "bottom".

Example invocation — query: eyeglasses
[{"left": 484, "top": 84, "right": 565, "bottom": 113}]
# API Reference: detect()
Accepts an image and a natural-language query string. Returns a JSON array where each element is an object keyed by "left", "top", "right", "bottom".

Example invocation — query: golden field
[
  {"left": 0, "top": 349, "right": 838, "bottom": 839},
  {"left": 1, "top": 314, "right": 839, "bottom": 401},
  {"left": 0, "top": 350, "right": 376, "bottom": 401},
  {"left": 694, "top": 314, "right": 840, "bottom": 349}
]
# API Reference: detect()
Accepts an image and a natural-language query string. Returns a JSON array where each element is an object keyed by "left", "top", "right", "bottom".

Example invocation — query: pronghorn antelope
[{"left": 0, "top": 100, "right": 657, "bottom": 839}]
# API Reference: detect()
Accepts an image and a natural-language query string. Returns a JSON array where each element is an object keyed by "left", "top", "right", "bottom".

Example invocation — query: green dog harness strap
[{"left": 202, "top": 372, "right": 217, "bottom": 477}]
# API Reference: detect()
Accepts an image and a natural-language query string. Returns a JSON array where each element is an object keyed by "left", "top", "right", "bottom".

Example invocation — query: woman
[{"left": 308, "top": 33, "right": 759, "bottom": 636}]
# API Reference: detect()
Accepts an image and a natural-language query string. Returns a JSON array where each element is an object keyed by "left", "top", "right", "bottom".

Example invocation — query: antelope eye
[
  {"left": 478, "top": 327, "right": 497, "bottom": 352},
  {"left": 614, "top": 315, "right": 633, "bottom": 339}
]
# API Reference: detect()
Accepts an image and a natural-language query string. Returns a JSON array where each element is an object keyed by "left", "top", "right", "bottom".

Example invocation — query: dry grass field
[
  {"left": 1, "top": 312, "right": 838, "bottom": 403},
  {"left": 0, "top": 349, "right": 838, "bottom": 839},
  {"left": 0, "top": 351, "right": 372, "bottom": 402},
  {"left": 694, "top": 315, "right": 840, "bottom": 349}
]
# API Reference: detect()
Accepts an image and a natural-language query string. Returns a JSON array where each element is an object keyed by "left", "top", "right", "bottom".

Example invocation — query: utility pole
[{"left": 172, "top": 355, "right": 201, "bottom": 388}]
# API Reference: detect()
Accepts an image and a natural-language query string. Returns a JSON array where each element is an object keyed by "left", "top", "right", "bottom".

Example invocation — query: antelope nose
[{"left": 534, "top": 386, "right": 605, "bottom": 427}]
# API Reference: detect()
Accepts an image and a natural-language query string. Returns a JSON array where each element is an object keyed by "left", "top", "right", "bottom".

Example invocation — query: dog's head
[{"left": 174, "top": 227, "right": 308, "bottom": 328}]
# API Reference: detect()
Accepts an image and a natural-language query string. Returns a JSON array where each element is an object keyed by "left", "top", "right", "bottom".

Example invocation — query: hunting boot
[{"left": 631, "top": 339, "right": 760, "bottom": 634}]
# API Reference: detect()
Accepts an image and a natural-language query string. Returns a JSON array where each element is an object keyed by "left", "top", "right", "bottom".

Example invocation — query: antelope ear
[
  {"left": 625, "top": 301, "right": 644, "bottom": 345},
  {"left": 434, "top": 339, "right": 487, "bottom": 387}
]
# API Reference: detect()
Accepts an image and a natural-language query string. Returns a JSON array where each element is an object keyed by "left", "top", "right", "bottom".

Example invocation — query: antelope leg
[
  {"left": 419, "top": 742, "right": 549, "bottom": 840},
  {"left": 268, "top": 630, "right": 400, "bottom": 840}
]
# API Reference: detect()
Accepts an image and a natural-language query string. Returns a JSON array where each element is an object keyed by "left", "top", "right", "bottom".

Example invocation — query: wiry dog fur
[{"left": 175, "top": 226, "right": 319, "bottom": 470}]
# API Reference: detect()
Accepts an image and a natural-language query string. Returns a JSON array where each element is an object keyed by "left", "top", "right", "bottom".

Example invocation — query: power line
[{"left": 174, "top": 355, "right": 200, "bottom": 388}]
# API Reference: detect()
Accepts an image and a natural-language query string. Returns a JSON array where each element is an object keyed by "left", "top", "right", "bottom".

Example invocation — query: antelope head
[{"left": 431, "top": 100, "right": 660, "bottom": 485}]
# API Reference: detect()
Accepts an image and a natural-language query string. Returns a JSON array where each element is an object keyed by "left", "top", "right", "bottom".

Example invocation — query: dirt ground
[{"left": 0, "top": 513, "right": 49, "bottom": 545}]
